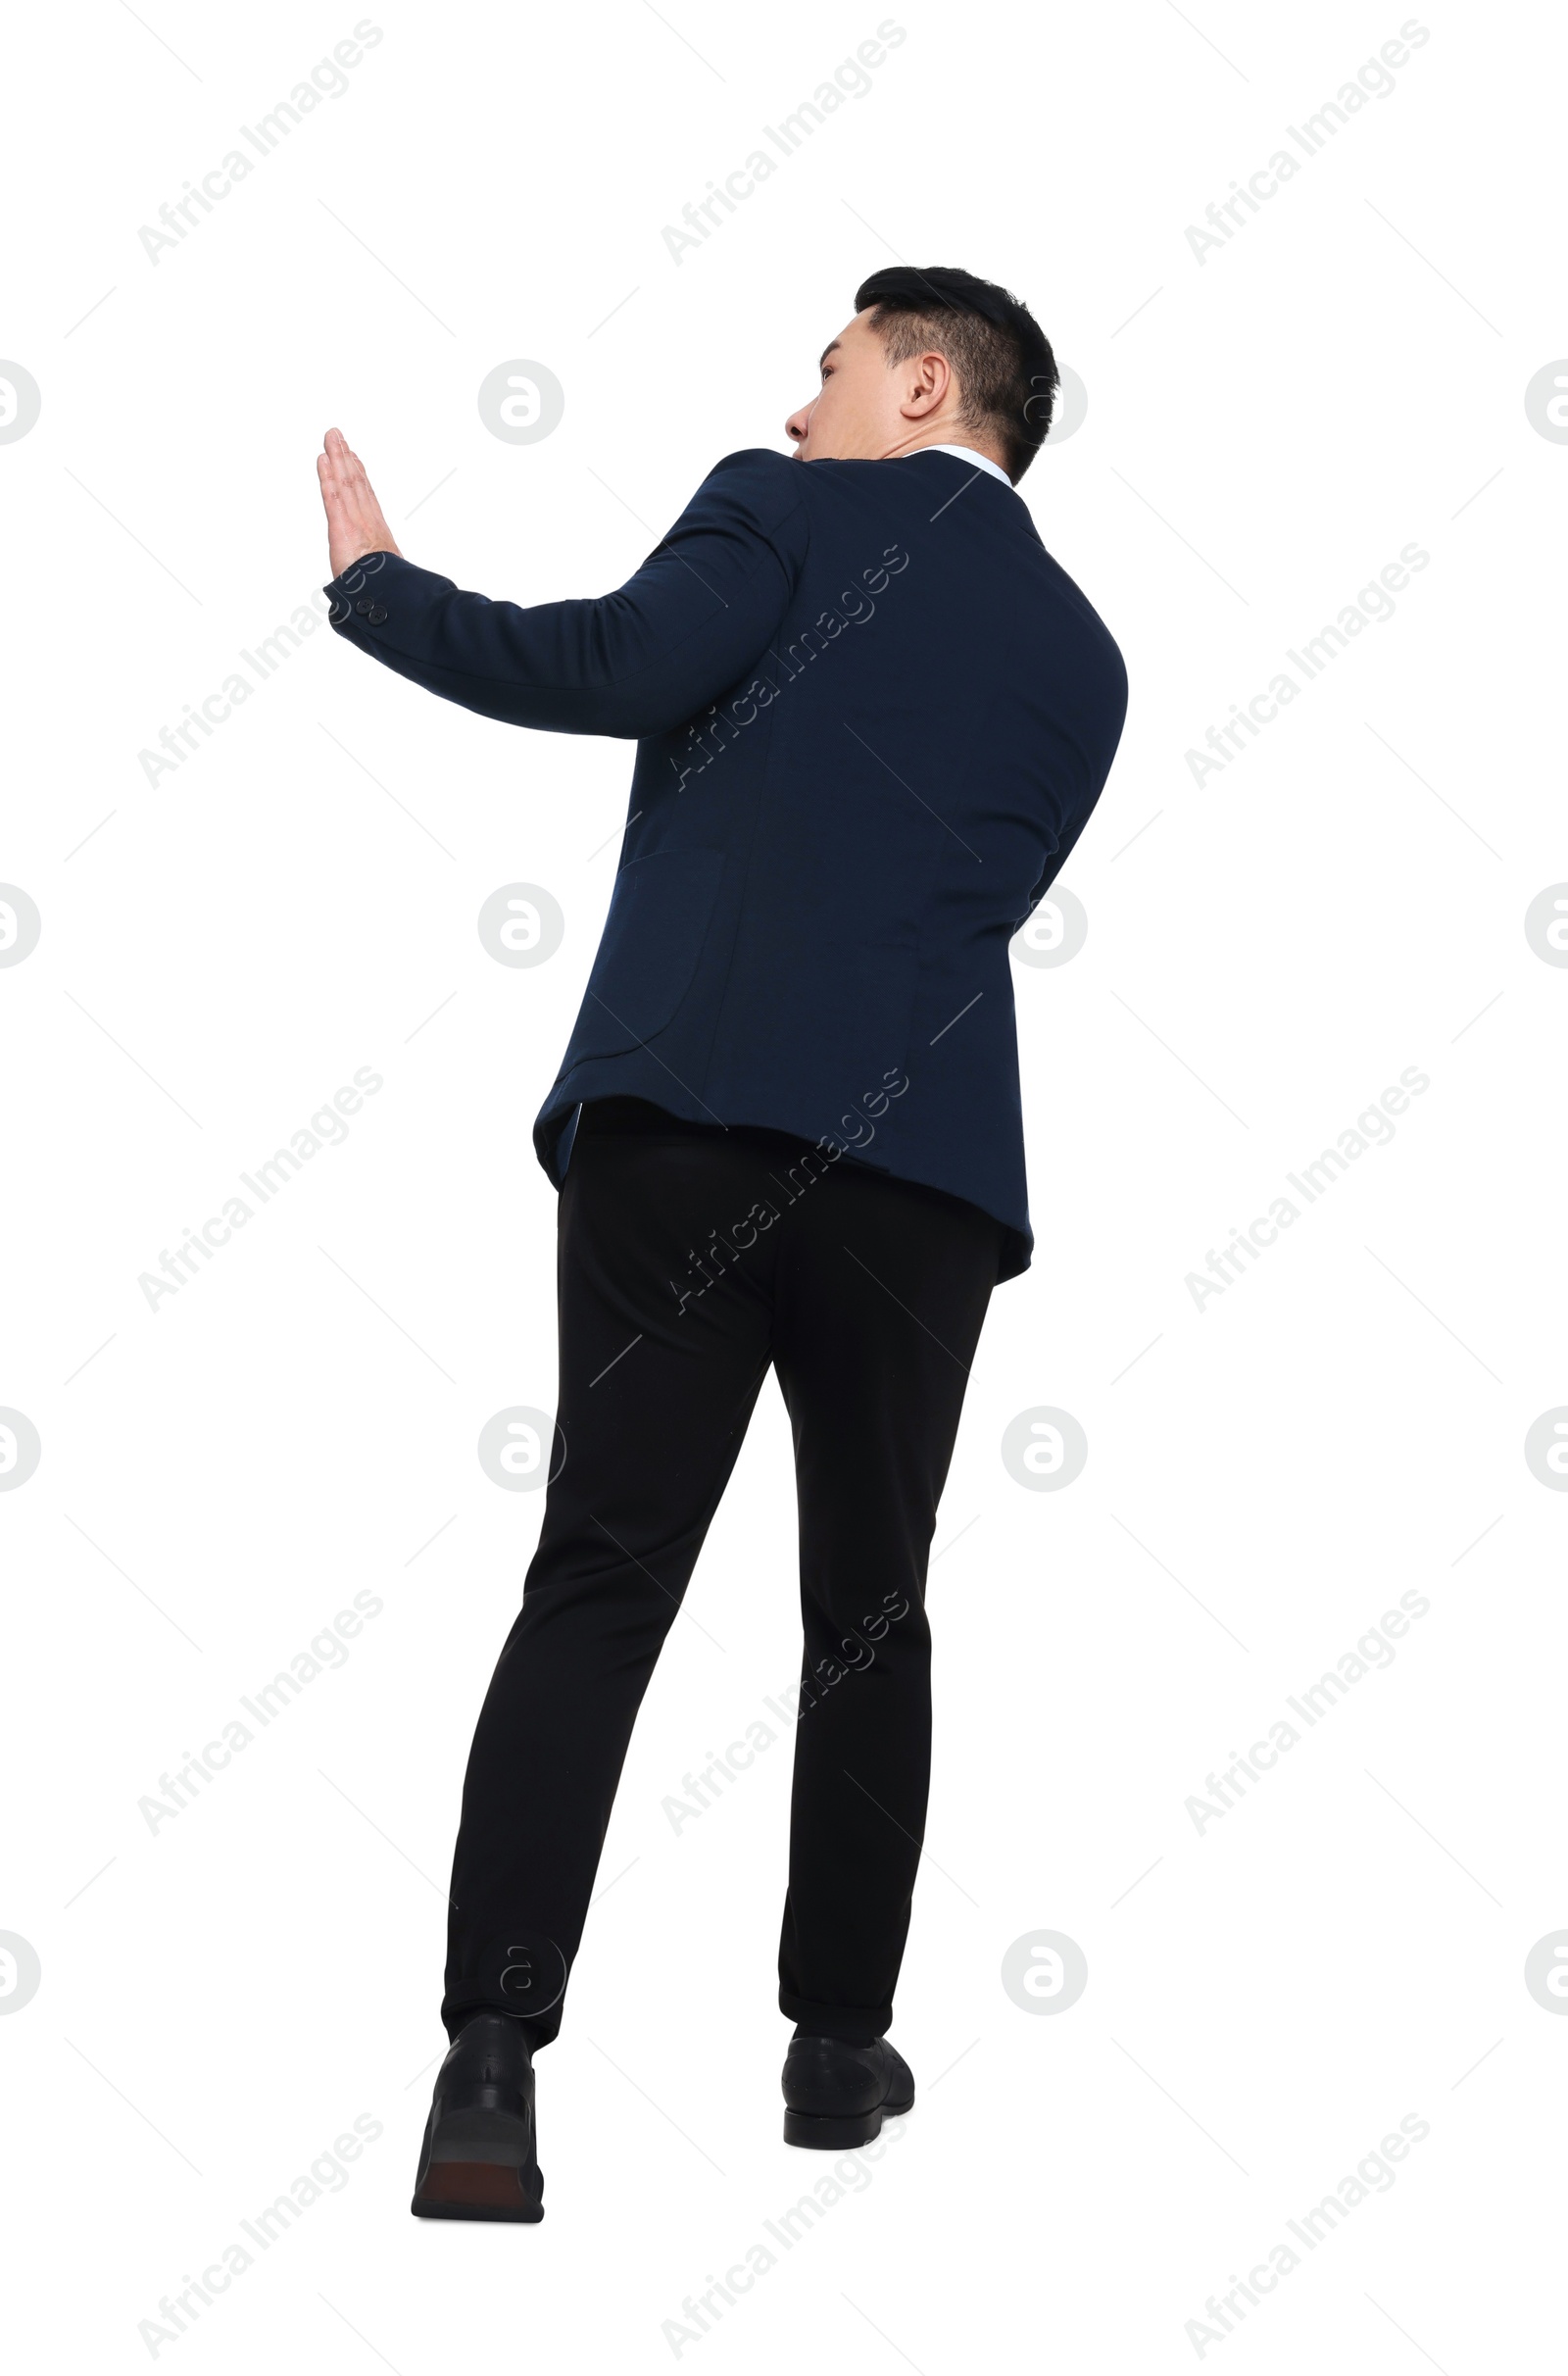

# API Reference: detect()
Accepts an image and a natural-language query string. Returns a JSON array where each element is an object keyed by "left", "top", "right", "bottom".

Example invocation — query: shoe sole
[
  {"left": 410, "top": 2107, "right": 545, "bottom": 2222},
  {"left": 782, "top": 2092, "right": 914, "bottom": 2151},
  {"left": 411, "top": 2189, "right": 544, "bottom": 2223}
]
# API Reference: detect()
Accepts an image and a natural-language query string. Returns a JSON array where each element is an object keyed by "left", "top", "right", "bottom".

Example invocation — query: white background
[{"left": 3, "top": 0, "right": 1564, "bottom": 2366}]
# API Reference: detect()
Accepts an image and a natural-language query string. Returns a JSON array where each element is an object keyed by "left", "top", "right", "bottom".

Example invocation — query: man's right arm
[{"left": 322, "top": 449, "right": 808, "bottom": 742}]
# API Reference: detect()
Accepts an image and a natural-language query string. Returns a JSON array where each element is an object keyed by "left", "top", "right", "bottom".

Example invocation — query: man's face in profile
[{"left": 786, "top": 310, "right": 906, "bottom": 463}]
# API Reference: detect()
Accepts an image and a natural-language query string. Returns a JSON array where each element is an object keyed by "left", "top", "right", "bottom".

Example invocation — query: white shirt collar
[{"left": 913, "top": 441, "right": 1011, "bottom": 487}]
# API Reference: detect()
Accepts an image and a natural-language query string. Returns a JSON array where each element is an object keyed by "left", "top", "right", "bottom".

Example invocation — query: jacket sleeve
[
  {"left": 1021, "top": 622, "right": 1129, "bottom": 913},
  {"left": 321, "top": 448, "right": 808, "bottom": 741}
]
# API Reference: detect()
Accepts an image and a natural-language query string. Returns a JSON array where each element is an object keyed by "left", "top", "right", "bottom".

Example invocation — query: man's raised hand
[{"left": 317, "top": 426, "right": 403, "bottom": 580}]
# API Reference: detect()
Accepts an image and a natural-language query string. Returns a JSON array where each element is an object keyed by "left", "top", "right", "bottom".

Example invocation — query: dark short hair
[{"left": 853, "top": 266, "right": 1058, "bottom": 483}]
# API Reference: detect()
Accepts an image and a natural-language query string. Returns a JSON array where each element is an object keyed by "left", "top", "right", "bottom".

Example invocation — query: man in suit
[{"left": 317, "top": 267, "right": 1127, "bottom": 2222}]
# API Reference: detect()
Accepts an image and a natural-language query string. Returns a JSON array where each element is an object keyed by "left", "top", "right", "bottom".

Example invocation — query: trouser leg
[
  {"left": 769, "top": 1154, "right": 999, "bottom": 2043},
  {"left": 441, "top": 1113, "right": 773, "bottom": 2044}
]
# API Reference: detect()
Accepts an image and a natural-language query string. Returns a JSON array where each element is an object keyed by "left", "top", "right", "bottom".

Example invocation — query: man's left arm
[{"left": 1020, "top": 631, "right": 1130, "bottom": 918}]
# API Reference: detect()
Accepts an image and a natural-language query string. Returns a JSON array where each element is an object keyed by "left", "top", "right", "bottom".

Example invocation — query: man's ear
[{"left": 900, "top": 351, "right": 951, "bottom": 421}]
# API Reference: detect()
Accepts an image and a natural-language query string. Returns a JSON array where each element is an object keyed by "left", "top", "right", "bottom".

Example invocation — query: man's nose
[{"left": 784, "top": 398, "right": 813, "bottom": 446}]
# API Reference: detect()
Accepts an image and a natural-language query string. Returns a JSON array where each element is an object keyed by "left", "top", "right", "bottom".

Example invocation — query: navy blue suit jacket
[{"left": 323, "top": 446, "right": 1127, "bottom": 1279}]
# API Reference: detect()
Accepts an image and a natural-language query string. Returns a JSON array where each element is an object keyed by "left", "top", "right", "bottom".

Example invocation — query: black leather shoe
[
  {"left": 781, "top": 2034, "right": 914, "bottom": 2150},
  {"left": 410, "top": 2013, "right": 544, "bottom": 2222}
]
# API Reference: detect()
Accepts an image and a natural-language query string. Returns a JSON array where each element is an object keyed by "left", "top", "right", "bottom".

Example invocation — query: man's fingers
[
  {"left": 328, "top": 432, "right": 374, "bottom": 515},
  {"left": 319, "top": 446, "right": 364, "bottom": 516},
  {"left": 318, "top": 425, "right": 398, "bottom": 568},
  {"left": 318, "top": 456, "right": 349, "bottom": 524}
]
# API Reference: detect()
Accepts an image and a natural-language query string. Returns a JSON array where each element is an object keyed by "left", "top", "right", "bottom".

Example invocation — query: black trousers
[{"left": 441, "top": 1098, "right": 1001, "bottom": 2048}]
